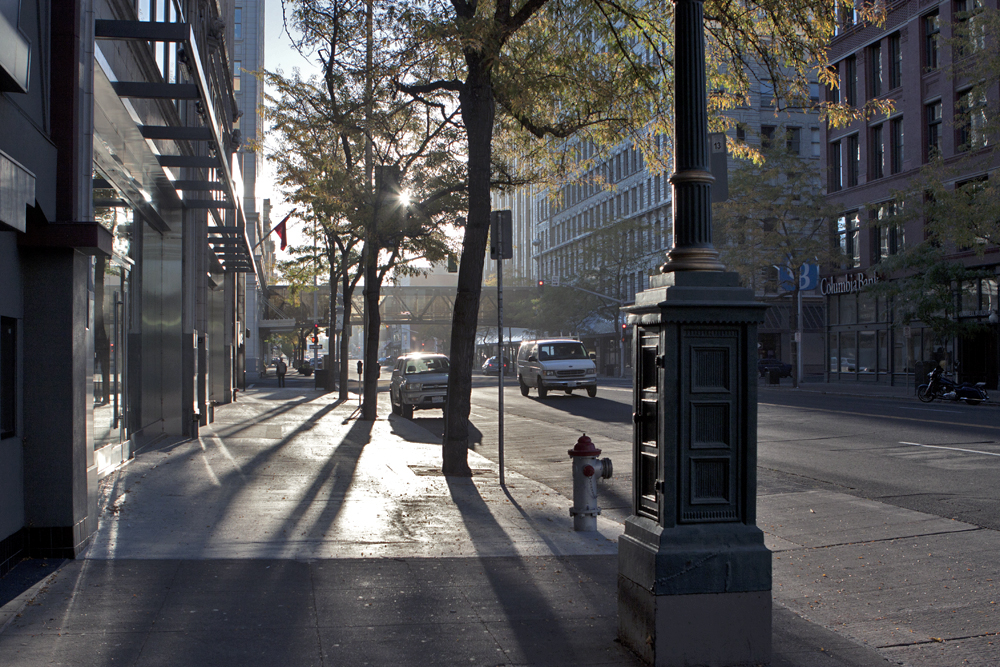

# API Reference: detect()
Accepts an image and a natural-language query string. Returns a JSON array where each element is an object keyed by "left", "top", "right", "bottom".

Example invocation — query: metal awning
[{"left": 94, "top": 19, "right": 256, "bottom": 278}]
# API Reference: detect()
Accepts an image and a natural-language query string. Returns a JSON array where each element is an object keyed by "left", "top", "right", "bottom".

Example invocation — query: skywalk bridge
[{"left": 259, "top": 285, "right": 537, "bottom": 331}]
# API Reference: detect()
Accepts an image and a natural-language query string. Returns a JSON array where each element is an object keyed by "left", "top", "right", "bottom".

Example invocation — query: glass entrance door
[
  {"left": 94, "top": 255, "right": 131, "bottom": 473},
  {"left": 93, "top": 171, "right": 135, "bottom": 475}
]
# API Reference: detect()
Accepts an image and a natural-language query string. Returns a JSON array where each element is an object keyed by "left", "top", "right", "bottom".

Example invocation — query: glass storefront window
[
  {"left": 894, "top": 329, "right": 907, "bottom": 372},
  {"left": 828, "top": 295, "right": 839, "bottom": 325},
  {"left": 877, "top": 296, "right": 888, "bottom": 322},
  {"left": 983, "top": 278, "right": 997, "bottom": 313},
  {"left": 858, "top": 331, "right": 876, "bottom": 374},
  {"left": 840, "top": 332, "right": 856, "bottom": 373},
  {"left": 840, "top": 293, "right": 857, "bottom": 324},
  {"left": 961, "top": 280, "right": 979, "bottom": 313},
  {"left": 924, "top": 333, "right": 937, "bottom": 368},
  {"left": 858, "top": 292, "right": 875, "bottom": 323},
  {"left": 877, "top": 330, "right": 888, "bottom": 373},
  {"left": 908, "top": 330, "right": 923, "bottom": 370},
  {"left": 829, "top": 333, "right": 839, "bottom": 372}
]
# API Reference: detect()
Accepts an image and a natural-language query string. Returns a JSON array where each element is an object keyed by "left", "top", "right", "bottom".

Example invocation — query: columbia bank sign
[{"left": 819, "top": 273, "right": 880, "bottom": 295}]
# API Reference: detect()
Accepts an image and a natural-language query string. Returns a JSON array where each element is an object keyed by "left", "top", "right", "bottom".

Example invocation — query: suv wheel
[
  {"left": 390, "top": 390, "right": 401, "bottom": 415},
  {"left": 537, "top": 385, "right": 548, "bottom": 398},
  {"left": 518, "top": 377, "right": 529, "bottom": 397},
  {"left": 587, "top": 386, "right": 597, "bottom": 398},
  {"left": 401, "top": 402, "right": 413, "bottom": 419}
]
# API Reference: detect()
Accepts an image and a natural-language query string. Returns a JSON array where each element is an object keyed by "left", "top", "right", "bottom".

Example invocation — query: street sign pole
[
  {"left": 497, "top": 238, "right": 505, "bottom": 487},
  {"left": 491, "top": 211, "right": 513, "bottom": 487},
  {"left": 797, "top": 287, "right": 803, "bottom": 387}
]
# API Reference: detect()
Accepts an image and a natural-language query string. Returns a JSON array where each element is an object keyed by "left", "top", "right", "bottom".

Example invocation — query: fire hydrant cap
[{"left": 569, "top": 434, "right": 602, "bottom": 457}]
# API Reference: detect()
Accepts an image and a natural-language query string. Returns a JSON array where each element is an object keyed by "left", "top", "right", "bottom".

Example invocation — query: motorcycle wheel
[
  {"left": 965, "top": 399, "right": 982, "bottom": 406},
  {"left": 917, "top": 385, "right": 935, "bottom": 403}
]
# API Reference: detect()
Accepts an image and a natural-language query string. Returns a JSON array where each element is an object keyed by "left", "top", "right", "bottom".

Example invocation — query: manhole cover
[{"left": 408, "top": 465, "right": 494, "bottom": 477}]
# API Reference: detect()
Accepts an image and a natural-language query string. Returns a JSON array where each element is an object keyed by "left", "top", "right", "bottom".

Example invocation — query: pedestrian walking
[{"left": 276, "top": 358, "right": 287, "bottom": 387}]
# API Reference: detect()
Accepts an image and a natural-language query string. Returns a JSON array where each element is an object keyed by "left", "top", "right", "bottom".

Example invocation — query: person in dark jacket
[{"left": 276, "top": 359, "right": 287, "bottom": 387}]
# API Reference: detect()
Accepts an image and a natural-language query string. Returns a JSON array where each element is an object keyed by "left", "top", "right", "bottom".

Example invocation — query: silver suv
[{"left": 389, "top": 353, "right": 449, "bottom": 419}]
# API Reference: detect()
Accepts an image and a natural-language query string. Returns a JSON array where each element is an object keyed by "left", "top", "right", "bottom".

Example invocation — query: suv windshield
[
  {"left": 538, "top": 343, "right": 588, "bottom": 361},
  {"left": 403, "top": 357, "right": 450, "bottom": 374}
]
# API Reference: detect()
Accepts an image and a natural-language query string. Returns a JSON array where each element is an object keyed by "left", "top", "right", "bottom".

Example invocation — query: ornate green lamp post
[{"left": 616, "top": 0, "right": 772, "bottom": 662}]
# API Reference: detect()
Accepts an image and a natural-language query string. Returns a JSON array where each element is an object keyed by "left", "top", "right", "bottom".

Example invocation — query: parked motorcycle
[{"left": 917, "top": 367, "right": 989, "bottom": 405}]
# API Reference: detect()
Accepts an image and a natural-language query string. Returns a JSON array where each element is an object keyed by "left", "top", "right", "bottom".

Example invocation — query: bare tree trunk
[
  {"left": 443, "top": 61, "right": 493, "bottom": 476},
  {"left": 340, "top": 274, "right": 354, "bottom": 401},
  {"left": 361, "top": 0, "right": 377, "bottom": 419}
]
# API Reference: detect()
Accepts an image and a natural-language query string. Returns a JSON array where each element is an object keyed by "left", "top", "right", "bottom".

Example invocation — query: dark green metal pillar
[{"left": 616, "top": 0, "right": 772, "bottom": 662}]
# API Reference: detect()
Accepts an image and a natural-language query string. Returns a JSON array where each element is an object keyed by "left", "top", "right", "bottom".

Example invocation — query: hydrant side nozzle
[{"left": 601, "top": 457, "right": 613, "bottom": 479}]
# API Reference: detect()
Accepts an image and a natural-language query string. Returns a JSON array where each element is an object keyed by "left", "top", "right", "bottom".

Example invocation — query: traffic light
[
  {"left": 537, "top": 279, "right": 545, "bottom": 293},
  {"left": 312, "top": 323, "right": 319, "bottom": 344},
  {"left": 621, "top": 322, "right": 627, "bottom": 342}
]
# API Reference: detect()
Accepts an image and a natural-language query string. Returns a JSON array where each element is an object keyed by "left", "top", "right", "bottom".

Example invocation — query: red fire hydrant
[{"left": 568, "top": 434, "right": 613, "bottom": 531}]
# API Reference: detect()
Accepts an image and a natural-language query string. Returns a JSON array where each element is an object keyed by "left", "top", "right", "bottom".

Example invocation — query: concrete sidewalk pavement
[{"left": 0, "top": 377, "right": 996, "bottom": 666}]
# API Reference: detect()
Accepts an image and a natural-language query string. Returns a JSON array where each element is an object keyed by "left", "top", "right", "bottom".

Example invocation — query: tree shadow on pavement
[
  {"left": 63, "top": 404, "right": 375, "bottom": 667},
  {"left": 444, "top": 476, "right": 640, "bottom": 665}
]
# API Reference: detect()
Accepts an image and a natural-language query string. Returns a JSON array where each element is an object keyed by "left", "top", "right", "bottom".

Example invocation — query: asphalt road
[
  {"left": 409, "top": 378, "right": 1000, "bottom": 529},
  {"left": 757, "top": 388, "right": 1000, "bottom": 530}
]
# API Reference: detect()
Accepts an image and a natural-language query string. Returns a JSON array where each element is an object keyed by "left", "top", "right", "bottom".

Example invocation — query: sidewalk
[{"left": 0, "top": 374, "right": 996, "bottom": 666}]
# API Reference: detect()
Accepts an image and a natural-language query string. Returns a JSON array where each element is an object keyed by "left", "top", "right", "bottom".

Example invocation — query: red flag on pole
[
  {"left": 266, "top": 210, "right": 294, "bottom": 251},
  {"left": 274, "top": 217, "right": 288, "bottom": 250}
]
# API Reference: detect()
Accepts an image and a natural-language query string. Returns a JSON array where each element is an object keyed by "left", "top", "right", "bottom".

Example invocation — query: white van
[{"left": 516, "top": 339, "right": 598, "bottom": 398}]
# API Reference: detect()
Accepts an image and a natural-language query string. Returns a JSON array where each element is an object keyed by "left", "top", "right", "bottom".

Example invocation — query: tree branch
[{"left": 396, "top": 79, "right": 464, "bottom": 95}]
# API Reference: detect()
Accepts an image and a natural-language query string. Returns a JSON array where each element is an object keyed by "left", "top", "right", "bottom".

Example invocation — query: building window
[
  {"left": 761, "top": 125, "right": 775, "bottom": 148},
  {"left": 760, "top": 79, "right": 775, "bottom": 108},
  {"left": 811, "top": 127, "right": 821, "bottom": 157},
  {"left": 829, "top": 139, "right": 843, "bottom": 191},
  {"left": 234, "top": 60, "right": 241, "bottom": 92},
  {"left": 1, "top": 317, "right": 14, "bottom": 439},
  {"left": 871, "top": 202, "right": 903, "bottom": 263},
  {"left": 845, "top": 56, "right": 857, "bottom": 106},
  {"left": 890, "top": 117, "right": 904, "bottom": 173},
  {"left": 889, "top": 32, "right": 902, "bottom": 89},
  {"left": 956, "top": 88, "right": 988, "bottom": 152},
  {"left": 924, "top": 12, "right": 940, "bottom": 70},
  {"left": 786, "top": 127, "right": 801, "bottom": 155},
  {"left": 869, "top": 43, "right": 882, "bottom": 98},
  {"left": 234, "top": 8, "right": 243, "bottom": 40},
  {"left": 926, "top": 101, "right": 942, "bottom": 159},
  {"left": 870, "top": 124, "right": 884, "bottom": 180},
  {"left": 846, "top": 134, "right": 859, "bottom": 187},
  {"left": 837, "top": 212, "right": 861, "bottom": 268},
  {"left": 954, "top": 0, "right": 985, "bottom": 57},
  {"left": 827, "top": 65, "right": 841, "bottom": 104}
]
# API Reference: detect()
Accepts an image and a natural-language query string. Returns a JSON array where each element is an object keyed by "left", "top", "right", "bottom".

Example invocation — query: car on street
[
  {"left": 758, "top": 357, "right": 793, "bottom": 378},
  {"left": 390, "top": 353, "right": 450, "bottom": 419},
  {"left": 516, "top": 339, "right": 598, "bottom": 398},
  {"left": 481, "top": 356, "right": 511, "bottom": 376}
]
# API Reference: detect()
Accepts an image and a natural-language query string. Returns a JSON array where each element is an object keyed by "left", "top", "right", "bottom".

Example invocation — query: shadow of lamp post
[{"left": 616, "top": 0, "right": 772, "bottom": 663}]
